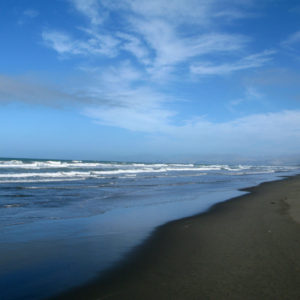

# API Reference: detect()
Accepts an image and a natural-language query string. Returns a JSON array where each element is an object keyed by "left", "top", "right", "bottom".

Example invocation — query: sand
[{"left": 54, "top": 175, "right": 300, "bottom": 300}]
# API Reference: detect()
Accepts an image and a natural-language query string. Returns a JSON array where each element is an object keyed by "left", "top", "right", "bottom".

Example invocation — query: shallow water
[{"left": 0, "top": 158, "right": 299, "bottom": 299}]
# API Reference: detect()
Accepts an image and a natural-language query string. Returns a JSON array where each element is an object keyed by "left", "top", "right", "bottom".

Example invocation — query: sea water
[{"left": 0, "top": 158, "right": 299, "bottom": 299}]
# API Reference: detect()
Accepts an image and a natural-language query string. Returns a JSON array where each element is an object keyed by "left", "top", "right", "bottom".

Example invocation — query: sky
[{"left": 0, "top": 0, "right": 300, "bottom": 162}]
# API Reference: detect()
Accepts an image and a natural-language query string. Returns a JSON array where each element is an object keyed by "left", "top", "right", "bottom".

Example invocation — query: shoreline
[{"left": 53, "top": 174, "right": 300, "bottom": 299}]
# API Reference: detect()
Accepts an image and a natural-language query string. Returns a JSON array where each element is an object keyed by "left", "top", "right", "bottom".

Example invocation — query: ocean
[{"left": 1, "top": 158, "right": 299, "bottom": 300}]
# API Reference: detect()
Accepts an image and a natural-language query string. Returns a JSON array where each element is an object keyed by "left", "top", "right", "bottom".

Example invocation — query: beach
[
  {"left": 2, "top": 0, "right": 300, "bottom": 298},
  {"left": 54, "top": 175, "right": 300, "bottom": 300}
]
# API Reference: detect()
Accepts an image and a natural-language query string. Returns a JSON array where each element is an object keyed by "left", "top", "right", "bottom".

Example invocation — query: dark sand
[{"left": 54, "top": 175, "right": 300, "bottom": 300}]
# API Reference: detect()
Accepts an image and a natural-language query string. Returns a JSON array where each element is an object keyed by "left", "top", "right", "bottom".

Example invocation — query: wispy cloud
[
  {"left": 245, "top": 86, "right": 264, "bottom": 99},
  {"left": 18, "top": 8, "right": 39, "bottom": 25},
  {"left": 162, "top": 110, "right": 300, "bottom": 155},
  {"left": 23, "top": 9, "right": 39, "bottom": 18},
  {"left": 245, "top": 68, "right": 300, "bottom": 87},
  {"left": 228, "top": 86, "right": 264, "bottom": 112},
  {"left": 43, "top": 0, "right": 261, "bottom": 77},
  {"left": 281, "top": 30, "right": 300, "bottom": 62},
  {"left": 85, "top": 103, "right": 174, "bottom": 133},
  {"left": 42, "top": 20, "right": 248, "bottom": 75},
  {"left": 42, "top": 30, "right": 119, "bottom": 57},
  {"left": 42, "top": 31, "right": 80, "bottom": 55},
  {"left": 2, "top": 73, "right": 300, "bottom": 157},
  {"left": 190, "top": 50, "right": 274, "bottom": 76},
  {"left": 39, "top": 0, "right": 279, "bottom": 137},
  {"left": 281, "top": 30, "right": 300, "bottom": 48},
  {"left": 116, "top": 32, "right": 150, "bottom": 65},
  {"left": 129, "top": 18, "right": 248, "bottom": 69},
  {"left": 80, "top": 61, "right": 175, "bottom": 132},
  {"left": 86, "top": 104, "right": 300, "bottom": 155},
  {"left": 108, "top": 0, "right": 255, "bottom": 25},
  {"left": 69, "top": 0, "right": 104, "bottom": 25}
]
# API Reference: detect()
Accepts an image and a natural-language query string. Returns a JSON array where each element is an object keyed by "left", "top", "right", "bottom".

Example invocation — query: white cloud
[
  {"left": 245, "top": 86, "right": 263, "bottom": 99},
  {"left": 190, "top": 50, "right": 274, "bottom": 75},
  {"left": 38, "top": 0, "right": 283, "bottom": 148},
  {"left": 42, "top": 31, "right": 79, "bottom": 55},
  {"left": 182, "top": 110, "right": 300, "bottom": 141},
  {"left": 42, "top": 30, "right": 119, "bottom": 57},
  {"left": 117, "top": 32, "right": 150, "bottom": 64},
  {"left": 4, "top": 71, "right": 299, "bottom": 155},
  {"left": 228, "top": 86, "right": 264, "bottom": 112},
  {"left": 100, "top": 61, "right": 143, "bottom": 87},
  {"left": 79, "top": 60, "right": 175, "bottom": 132},
  {"left": 213, "top": 9, "right": 248, "bottom": 20},
  {"left": 83, "top": 83, "right": 175, "bottom": 132},
  {"left": 164, "top": 110, "right": 300, "bottom": 154},
  {"left": 107, "top": 0, "right": 254, "bottom": 25},
  {"left": 78, "top": 59, "right": 300, "bottom": 152},
  {"left": 79, "top": 27, "right": 120, "bottom": 56},
  {"left": 131, "top": 18, "right": 248, "bottom": 69},
  {"left": 23, "top": 9, "right": 39, "bottom": 18},
  {"left": 85, "top": 105, "right": 174, "bottom": 132},
  {"left": 122, "top": 0, "right": 210, "bottom": 25},
  {"left": 281, "top": 30, "right": 300, "bottom": 48},
  {"left": 85, "top": 100, "right": 300, "bottom": 154},
  {"left": 42, "top": 0, "right": 269, "bottom": 81},
  {"left": 244, "top": 68, "right": 300, "bottom": 87},
  {"left": 69, "top": 0, "right": 104, "bottom": 25},
  {"left": 18, "top": 9, "right": 39, "bottom": 25}
]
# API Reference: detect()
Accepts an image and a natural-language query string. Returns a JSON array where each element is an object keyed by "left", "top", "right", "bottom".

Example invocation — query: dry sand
[{"left": 54, "top": 175, "right": 300, "bottom": 300}]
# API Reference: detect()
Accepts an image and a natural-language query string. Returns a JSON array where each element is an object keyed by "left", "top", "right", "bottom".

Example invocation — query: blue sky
[{"left": 1, "top": 0, "right": 300, "bottom": 162}]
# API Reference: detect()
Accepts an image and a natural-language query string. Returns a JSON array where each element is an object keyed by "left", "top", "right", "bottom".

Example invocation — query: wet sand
[{"left": 54, "top": 175, "right": 300, "bottom": 300}]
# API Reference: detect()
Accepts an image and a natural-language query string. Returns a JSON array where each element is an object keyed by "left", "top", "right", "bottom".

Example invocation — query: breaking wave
[{"left": 0, "top": 159, "right": 298, "bottom": 183}]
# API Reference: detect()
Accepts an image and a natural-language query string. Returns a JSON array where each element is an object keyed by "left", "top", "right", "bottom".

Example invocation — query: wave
[
  {"left": 0, "top": 166, "right": 279, "bottom": 179},
  {"left": 0, "top": 178, "right": 82, "bottom": 183},
  {"left": 1, "top": 203, "right": 25, "bottom": 208},
  {"left": 0, "top": 160, "right": 243, "bottom": 171},
  {"left": 0, "top": 160, "right": 111, "bottom": 169},
  {"left": 0, "top": 159, "right": 292, "bottom": 170},
  {"left": 0, "top": 168, "right": 207, "bottom": 179},
  {"left": 0, "top": 159, "right": 299, "bottom": 184}
]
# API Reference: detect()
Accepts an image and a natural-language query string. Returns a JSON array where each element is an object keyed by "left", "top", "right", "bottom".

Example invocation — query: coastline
[{"left": 53, "top": 174, "right": 300, "bottom": 299}]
